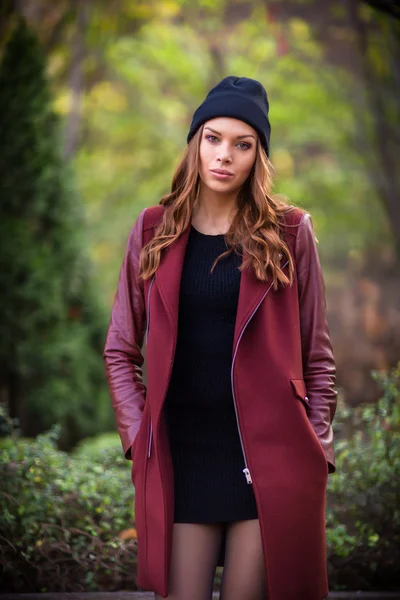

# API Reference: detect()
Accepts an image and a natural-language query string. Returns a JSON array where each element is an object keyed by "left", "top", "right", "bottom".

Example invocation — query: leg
[
  {"left": 220, "top": 519, "right": 267, "bottom": 600},
  {"left": 155, "top": 522, "right": 224, "bottom": 600}
]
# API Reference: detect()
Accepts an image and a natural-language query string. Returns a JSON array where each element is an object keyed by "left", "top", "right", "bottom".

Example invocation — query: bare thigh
[
  {"left": 220, "top": 519, "right": 267, "bottom": 600},
  {"left": 155, "top": 522, "right": 224, "bottom": 600}
]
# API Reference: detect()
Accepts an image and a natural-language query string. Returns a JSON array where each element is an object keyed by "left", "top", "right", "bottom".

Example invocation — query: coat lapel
[
  {"left": 233, "top": 258, "right": 290, "bottom": 351},
  {"left": 155, "top": 223, "right": 289, "bottom": 353},
  {"left": 154, "top": 225, "right": 191, "bottom": 343},
  {"left": 233, "top": 264, "right": 271, "bottom": 351}
]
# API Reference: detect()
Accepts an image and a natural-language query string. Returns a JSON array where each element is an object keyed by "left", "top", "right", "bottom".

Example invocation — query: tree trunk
[
  {"left": 64, "top": 0, "right": 89, "bottom": 159},
  {"left": 346, "top": 0, "right": 400, "bottom": 258}
]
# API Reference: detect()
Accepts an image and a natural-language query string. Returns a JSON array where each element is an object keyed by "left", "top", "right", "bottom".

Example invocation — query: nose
[{"left": 216, "top": 143, "right": 232, "bottom": 163}]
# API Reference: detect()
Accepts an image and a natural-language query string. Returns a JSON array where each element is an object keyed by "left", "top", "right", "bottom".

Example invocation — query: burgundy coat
[{"left": 103, "top": 204, "right": 337, "bottom": 600}]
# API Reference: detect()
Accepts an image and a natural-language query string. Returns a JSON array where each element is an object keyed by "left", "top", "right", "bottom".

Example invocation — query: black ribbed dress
[{"left": 163, "top": 225, "right": 258, "bottom": 523}]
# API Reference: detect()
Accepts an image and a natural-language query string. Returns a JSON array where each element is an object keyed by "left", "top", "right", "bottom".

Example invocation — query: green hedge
[
  {"left": 326, "top": 365, "right": 400, "bottom": 590},
  {"left": 0, "top": 365, "right": 399, "bottom": 592},
  {"left": 0, "top": 426, "right": 137, "bottom": 592}
]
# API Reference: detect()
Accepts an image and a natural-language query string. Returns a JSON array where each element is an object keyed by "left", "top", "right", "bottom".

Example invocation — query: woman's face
[{"left": 198, "top": 117, "right": 257, "bottom": 196}]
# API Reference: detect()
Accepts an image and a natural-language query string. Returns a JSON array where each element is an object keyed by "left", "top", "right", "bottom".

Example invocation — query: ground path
[{"left": 2, "top": 592, "right": 400, "bottom": 599}]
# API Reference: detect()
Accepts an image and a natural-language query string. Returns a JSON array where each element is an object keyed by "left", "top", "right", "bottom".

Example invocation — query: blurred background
[{"left": 0, "top": 0, "right": 399, "bottom": 595}]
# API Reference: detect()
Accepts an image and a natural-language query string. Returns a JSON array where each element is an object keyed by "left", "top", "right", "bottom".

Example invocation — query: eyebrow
[{"left": 204, "top": 126, "right": 256, "bottom": 140}]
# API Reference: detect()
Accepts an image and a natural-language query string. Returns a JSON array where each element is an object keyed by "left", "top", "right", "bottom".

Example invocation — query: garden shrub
[
  {"left": 0, "top": 363, "right": 399, "bottom": 592},
  {"left": 326, "top": 363, "right": 400, "bottom": 590},
  {"left": 72, "top": 432, "right": 122, "bottom": 461},
  {"left": 0, "top": 425, "right": 137, "bottom": 593}
]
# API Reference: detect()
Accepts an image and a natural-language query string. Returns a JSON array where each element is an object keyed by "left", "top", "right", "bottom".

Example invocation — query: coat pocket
[
  {"left": 290, "top": 378, "right": 310, "bottom": 411},
  {"left": 290, "top": 378, "right": 329, "bottom": 476}
]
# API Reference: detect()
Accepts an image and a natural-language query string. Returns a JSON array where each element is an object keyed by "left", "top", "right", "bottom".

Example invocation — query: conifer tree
[{"left": 0, "top": 18, "right": 112, "bottom": 446}]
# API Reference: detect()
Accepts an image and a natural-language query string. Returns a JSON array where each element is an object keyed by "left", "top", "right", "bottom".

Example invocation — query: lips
[
  {"left": 210, "top": 168, "right": 234, "bottom": 181},
  {"left": 210, "top": 168, "right": 234, "bottom": 176}
]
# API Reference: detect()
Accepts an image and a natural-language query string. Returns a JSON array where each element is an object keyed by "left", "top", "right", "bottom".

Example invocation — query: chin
[{"left": 204, "top": 178, "right": 238, "bottom": 194}]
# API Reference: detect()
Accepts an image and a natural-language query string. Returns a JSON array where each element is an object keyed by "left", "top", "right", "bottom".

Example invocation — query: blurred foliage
[
  {"left": 326, "top": 362, "right": 400, "bottom": 589},
  {"left": 12, "top": 0, "right": 389, "bottom": 300},
  {"left": 0, "top": 420, "right": 135, "bottom": 593},
  {"left": 0, "top": 364, "right": 399, "bottom": 592},
  {"left": 72, "top": 431, "right": 122, "bottom": 460},
  {"left": 79, "top": 5, "right": 390, "bottom": 299},
  {"left": 0, "top": 19, "right": 113, "bottom": 447},
  {"left": 0, "top": 4, "right": 397, "bottom": 441}
]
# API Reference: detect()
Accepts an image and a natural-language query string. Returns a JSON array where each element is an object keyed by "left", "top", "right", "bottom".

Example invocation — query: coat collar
[{"left": 154, "top": 225, "right": 287, "bottom": 350}]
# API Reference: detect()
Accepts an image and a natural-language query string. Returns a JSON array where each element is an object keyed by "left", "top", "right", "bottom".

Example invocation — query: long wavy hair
[{"left": 139, "top": 124, "right": 296, "bottom": 290}]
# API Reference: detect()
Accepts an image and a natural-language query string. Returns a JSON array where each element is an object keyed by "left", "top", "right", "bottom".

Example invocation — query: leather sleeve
[
  {"left": 103, "top": 208, "right": 147, "bottom": 459},
  {"left": 295, "top": 212, "right": 338, "bottom": 473}
]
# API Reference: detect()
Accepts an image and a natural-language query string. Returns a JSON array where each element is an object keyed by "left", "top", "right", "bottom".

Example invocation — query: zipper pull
[
  {"left": 147, "top": 422, "right": 153, "bottom": 458},
  {"left": 243, "top": 467, "right": 252, "bottom": 484}
]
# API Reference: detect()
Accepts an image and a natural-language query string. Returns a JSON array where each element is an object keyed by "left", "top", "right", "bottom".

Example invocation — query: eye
[
  {"left": 205, "top": 134, "right": 251, "bottom": 150},
  {"left": 205, "top": 134, "right": 219, "bottom": 143}
]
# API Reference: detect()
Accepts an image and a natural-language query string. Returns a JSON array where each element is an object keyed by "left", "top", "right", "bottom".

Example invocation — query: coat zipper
[
  {"left": 231, "top": 260, "right": 289, "bottom": 485},
  {"left": 146, "top": 276, "right": 155, "bottom": 458},
  {"left": 147, "top": 418, "right": 153, "bottom": 458}
]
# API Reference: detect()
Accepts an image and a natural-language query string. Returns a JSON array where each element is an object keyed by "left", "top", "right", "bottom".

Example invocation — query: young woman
[{"left": 104, "top": 76, "right": 337, "bottom": 600}]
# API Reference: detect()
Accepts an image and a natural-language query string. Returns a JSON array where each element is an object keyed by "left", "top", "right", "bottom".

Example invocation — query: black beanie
[{"left": 187, "top": 76, "right": 271, "bottom": 156}]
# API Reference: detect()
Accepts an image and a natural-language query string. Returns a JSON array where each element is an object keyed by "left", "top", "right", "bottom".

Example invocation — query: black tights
[{"left": 155, "top": 519, "right": 267, "bottom": 600}]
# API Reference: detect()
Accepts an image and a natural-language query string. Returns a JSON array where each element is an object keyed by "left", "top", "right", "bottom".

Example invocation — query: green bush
[
  {"left": 0, "top": 364, "right": 399, "bottom": 593},
  {"left": 0, "top": 426, "right": 137, "bottom": 593},
  {"left": 72, "top": 432, "right": 122, "bottom": 461},
  {"left": 326, "top": 363, "right": 400, "bottom": 590}
]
